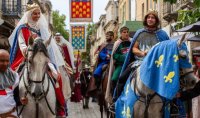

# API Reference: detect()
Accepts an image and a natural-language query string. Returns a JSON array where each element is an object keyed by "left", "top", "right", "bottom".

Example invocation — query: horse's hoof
[{"left": 83, "top": 106, "right": 86, "bottom": 109}]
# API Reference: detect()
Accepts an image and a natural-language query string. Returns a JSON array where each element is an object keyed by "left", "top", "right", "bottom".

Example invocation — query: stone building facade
[{"left": 0, "top": 0, "right": 52, "bottom": 51}]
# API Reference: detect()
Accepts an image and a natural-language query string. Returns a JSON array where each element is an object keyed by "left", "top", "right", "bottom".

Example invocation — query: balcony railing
[
  {"left": 163, "top": 2, "right": 171, "bottom": 15},
  {"left": 172, "top": 0, "right": 193, "bottom": 11},
  {"left": 2, "top": 0, "right": 22, "bottom": 18},
  {"left": 163, "top": 0, "right": 193, "bottom": 22}
]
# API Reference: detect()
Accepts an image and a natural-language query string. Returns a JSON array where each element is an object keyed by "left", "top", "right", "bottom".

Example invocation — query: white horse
[
  {"left": 18, "top": 38, "right": 56, "bottom": 118},
  {"left": 129, "top": 35, "right": 198, "bottom": 118}
]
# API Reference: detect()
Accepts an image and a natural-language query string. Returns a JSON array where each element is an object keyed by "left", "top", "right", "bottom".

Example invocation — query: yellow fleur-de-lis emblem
[
  {"left": 122, "top": 105, "right": 126, "bottom": 116},
  {"left": 125, "top": 84, "right": 129, "bottom": 96},
  {"left": 126, "top": 107, "right": 131, "bottom": 118},
  {"left": 121, "top": 105, "right": 131, "bottom": 118},
  {"left": 173, "top": 55, "right": 179, "bottom": 62},
  {"left": 155, "top": 55, "right": 164, "bottom": 67},
  {"left": 164, "top": 71, "right": 175, "bottom": 83}
]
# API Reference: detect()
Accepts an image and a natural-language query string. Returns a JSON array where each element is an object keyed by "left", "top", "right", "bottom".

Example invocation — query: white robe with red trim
[{"left": 0, "top": 71, "right": 19, "bottom": 115}]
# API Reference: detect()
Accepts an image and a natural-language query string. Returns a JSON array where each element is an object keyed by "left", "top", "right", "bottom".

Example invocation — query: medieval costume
[
  {"left": 70, "top": 79, "right": 82, "bottom": 103},
  {"left": 8, "top": 3, "right": 66, "bottom": 117},
  {"left": 70, "top": 51, "right": 82, "bottom": 103},
  {"left": 113, "top": 28, "right": 170, "bottom": 101},
  {"left": 105, "top": 38, "right": 131, "bottom": 103},
  {"left": 9, "top": 4, "right": 65, "bottom": 71},
  {"left": 0, "top": 68, "right": 19, "bottom": 118},
  {"left": 115, "top": 38, "right": 191, "bottom": 118},
  {"left": 80, "top": 65, "right": 92, "bottom": 108},
  {"left": 93, "top": 41, "right": 114, "bottom": 88},
  {"left": 55, "top": 33, "right": 75, "bottom": 100}
]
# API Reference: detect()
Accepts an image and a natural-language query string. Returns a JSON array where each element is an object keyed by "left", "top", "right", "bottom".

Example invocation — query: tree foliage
[
  {"left": 81, "top": 24, "right": 96, "bottom": 66},
  {"left": 153, "top": 0, "right": 200, "bottom": 29},
  {"left": 52, "top": 10, "right": 69, "bottom": 39},
  {"left": 154, "top": 0, "right": 200, "bottom": 6},
  {"left": 176, "top": 8, "right": 200, "bottom": 29}
]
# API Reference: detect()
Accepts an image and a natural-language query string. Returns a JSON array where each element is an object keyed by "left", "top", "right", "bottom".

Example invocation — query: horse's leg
[
  {"left": 107, "top": 109, "right": 109, "bottom": 118},
  {"left": 133, "top": 100, "right": 145, "bottom": 118},
  {"left": 82, "top": 97, "right": 85, "bottom": 108},
  {"left": 99, "top": 92, "right": 104, "bottom": 118},
  {"left": 85, "top": 97, "right": 89, "bottom": 108}
]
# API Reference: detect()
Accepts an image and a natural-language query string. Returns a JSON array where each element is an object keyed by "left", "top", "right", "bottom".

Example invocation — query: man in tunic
[
  {"left": 0, "top": 49, "right": 19, "bottom": 118},
  {"left": 114, "top": 10, "right": 170, "bottom": 101},
  {"left": 80, "top": 65, "right": 92, "bottom": 109},
  {"left": 105, "top": 27, "right": 131, "bottom": 103},
  {"left": 93, "top": 31, "right": 114, "bottom": 89}
]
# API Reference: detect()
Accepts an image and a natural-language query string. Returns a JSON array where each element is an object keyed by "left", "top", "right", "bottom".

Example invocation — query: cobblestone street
[{"left": 67, "top": 99, "right": 106, "bottom": 118}]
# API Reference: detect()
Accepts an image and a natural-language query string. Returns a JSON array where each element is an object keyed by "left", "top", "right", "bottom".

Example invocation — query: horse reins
[
  {"left": 17, "top": 48, "right": 56, "bottom": 117},
  {"left": 133, "top": 70, "right": 163, "bottom": 118},
  {"left": 180, "top": 70, "right": 194, "bottom": 88}
]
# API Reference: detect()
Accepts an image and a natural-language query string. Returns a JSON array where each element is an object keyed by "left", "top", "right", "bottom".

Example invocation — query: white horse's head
[
  {"left": 177, "top": 33, "right": 198, "bottom": 89},
  {"left": 27, "top": 37, "right": 50, "bottom": 98}
]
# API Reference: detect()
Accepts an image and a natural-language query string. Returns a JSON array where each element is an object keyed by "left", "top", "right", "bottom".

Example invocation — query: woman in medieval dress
[{"left": 9, "top": 3, "right": 67, "bottom": 117}]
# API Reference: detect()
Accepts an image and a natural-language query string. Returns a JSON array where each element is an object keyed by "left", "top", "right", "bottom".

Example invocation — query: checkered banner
[
  {"left": 70, "top": 0, "right": 93, "bottom": 22},
  {"left": 70, "top": 25, "right": 86, "bottom": 52}
]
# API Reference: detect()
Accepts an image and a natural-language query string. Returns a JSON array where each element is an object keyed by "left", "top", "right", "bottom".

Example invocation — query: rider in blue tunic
[{"left": 93, "top": 31, "right": 114, "bottom": 89}]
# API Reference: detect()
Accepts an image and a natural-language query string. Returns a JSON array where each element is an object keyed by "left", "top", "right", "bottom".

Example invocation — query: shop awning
[
  {"left": 121, "top": 21, "right": 143, "bottom": 37},
  {"left": 176, "top": 21, "right": 200, "bottom": 32}
]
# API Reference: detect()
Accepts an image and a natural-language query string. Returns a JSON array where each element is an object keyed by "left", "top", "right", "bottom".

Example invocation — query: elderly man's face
[
  {"left": 0, "top": 50, "right": 9, "bottom": 72},
  {"left": 55, "top": 36, "right": 61, "bottom": 43}
]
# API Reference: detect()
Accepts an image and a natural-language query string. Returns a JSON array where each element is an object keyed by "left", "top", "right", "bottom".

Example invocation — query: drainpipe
[{"left": 129, "top": 0, "right": 131, "bottom": 20}]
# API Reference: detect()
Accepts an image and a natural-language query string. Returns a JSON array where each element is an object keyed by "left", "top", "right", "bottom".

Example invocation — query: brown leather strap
[{"left": 0, "top": 107, "right": 17, "bottom": 118}]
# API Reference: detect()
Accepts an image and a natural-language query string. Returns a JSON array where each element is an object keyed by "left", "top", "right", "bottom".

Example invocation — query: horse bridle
[
  {"left": 132, "top": 68, "right": 194, "bottom": 118},
  {"left": 132, "top": 70, "right": 164, "bottom": 118},
  {"left": 180, "top": 70, "right": 194, "bottom": 88},
  {"left": 18, "top": 47, "right": 56, "bottom": 117}
]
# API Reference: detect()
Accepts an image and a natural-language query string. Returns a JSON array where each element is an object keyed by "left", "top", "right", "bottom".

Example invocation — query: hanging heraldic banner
[
  {"left": 70, "top": 25, "right": 86, "bottom": 52},
  {"left": 70, "top": 0, "right": 93, "bottom": 22}
]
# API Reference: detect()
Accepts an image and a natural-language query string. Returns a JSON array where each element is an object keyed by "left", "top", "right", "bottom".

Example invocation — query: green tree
[
  {"left": 154, "top": 0, "right": 200, "bottom": 6},
  {"left": 176, "top": 8, "right": 200, "bottom": 29},
  {"left": 81, "top": 23, "right": 96, "bottom": 66},
  {"left": 154, "top": 0, "right": 200, "bottom": 29},
  {"left": 52, "top": 10, "right": 69, "bottom": 39}
]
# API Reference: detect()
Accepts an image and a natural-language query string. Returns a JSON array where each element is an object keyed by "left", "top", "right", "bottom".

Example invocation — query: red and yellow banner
[{"left": 70, "top": 0, "right": 93, "bottom": 22}]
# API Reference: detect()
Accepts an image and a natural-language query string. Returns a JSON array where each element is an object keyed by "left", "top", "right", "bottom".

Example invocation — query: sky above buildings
[{"left": 50, "top": 0, "right": 108, "bottom": 29}]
